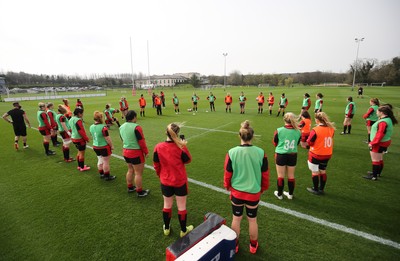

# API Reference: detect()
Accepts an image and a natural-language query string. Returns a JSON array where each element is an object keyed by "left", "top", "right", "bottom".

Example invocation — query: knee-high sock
[
  {"left": 312, "top": 175, "right": 319, "bottom": 190},
  {"left": 178, "top": 210, "right": 187, "bottom": 232},
  {"left": 288, "top": 178, "right": 295, "bottom": 195},
  {"left": 277, "top": 177, "right": 284, "bottom": 196},
  {"left": 319, "top": 174, "right": 327, "bottom": 191},
  {"left": 163, "top": 208, "right": 172, "bottom": 229}
]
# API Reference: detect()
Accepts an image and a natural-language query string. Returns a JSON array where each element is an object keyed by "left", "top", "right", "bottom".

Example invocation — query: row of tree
[{"left": 2, "top": 57, "right": 399, "bottom": 88}]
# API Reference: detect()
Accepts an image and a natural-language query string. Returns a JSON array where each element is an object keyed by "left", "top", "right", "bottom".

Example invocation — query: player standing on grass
[
  {"left": 119, "top": 97, "right": 129, "bottom": 119},
  {"left": 160, "top": 91, "right": 166, "bottom": 108},
  {"left": 314, "top": 93, "right": 324, "bottom": 113},
  {"left": 90, "top": 111, "right": 116, "bottom": 181},
  {"left": 225, "top": 93, "right": 233, "bottom": 113},
  {"left": 301, "top": 93, "right": 311, "bottom": 112},
  {"left": 55, "top": 105, "right": 73, "bottom": 162},
  {"left": 46, "top": 103, "right": 60, "bottom": 147},
  {"left": 155, "top": 94, "right": 162, "bottom": 115},
  {"left": 276, "top": 93, "right": 288, "bottom": 117},
  {"left": 2, "top": 102, "right": 31, "bottom": 150},
  {"left": 273, "top": 113, "right": 301, "bottom": 200},
  {"left": 363, "top": 104, "right": 398, "bottom": 181},
  {"left": 256, "top": 92, "right": 265, "bottom": 114},
  {"left": 362, "top": 98, "right": 379, "bottom": 143},
  {"left": 299, "top": 110, "right": 312, "bottom": 149},
  {"left": 76, "top": 99, "right": 84, "bottom": 110},
  {"left": 238, "top": 92, "right": 247, "bottom": 114},
  {"left": 306, "top": 112, "right": 335, "bottom": 195},
  {"left": 268, "top": 92, "right": 274, "bottom": 115},
  {"left": 119, "top": 110, "right": 150, "bottom": 197},
  {"left": 192, "top": 93, "right": 200, "bottom": 113},
  {"left": 357, "top": 86, "right": 364, "bottom": 98},
  {"left": 172, "top": 93, "right": 180, "bottom": 114},
  {"left": 224, "top": 120, "right": 269, "bottom": 254},
  {"left": 207, "top": 92, "right": 216, "bottom": 112},
  {"left": 69, "top": 108, "right": 90, "bottom": 172},
  {"left": 37, "top": 102, "right": 56, "bottom": 156},
  {"left": 138, "top": 94, "right": 146, "bottom": 117},
  {"left": 341, "top": 96, "right": 356, "bottom": 135},
  {"left": 153, "top": 123, "right": 193, "bottom": 237},
  {"left": 62, "top": 99, "right": 72, "bottom": 119}
]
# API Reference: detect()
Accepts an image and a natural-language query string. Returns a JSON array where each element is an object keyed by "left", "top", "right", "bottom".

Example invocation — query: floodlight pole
[
  {"left": 351, "top": 37, "right": 364, "bottom": 91},
  {"left": 223, "top": 53, "right": 228, "bottom": 87}
]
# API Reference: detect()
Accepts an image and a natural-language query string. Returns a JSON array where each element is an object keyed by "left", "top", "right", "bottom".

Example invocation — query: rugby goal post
[{"left": 370, "top": 82, "right": 386, "bottom": 87}]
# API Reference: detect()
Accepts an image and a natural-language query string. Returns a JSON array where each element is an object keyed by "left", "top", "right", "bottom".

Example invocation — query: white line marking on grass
[
  {"left": 185, "top": 122, "right": 236, "bottom": 140},
  {"left": 184, "top": 125, "right": 261, "bottom": 137},
  {"left": 34, "top": 127, "right": 400, "bottom": 250}
]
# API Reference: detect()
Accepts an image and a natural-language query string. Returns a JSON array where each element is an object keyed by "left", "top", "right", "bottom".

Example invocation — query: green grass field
[{"left": 1, "top": 86, "right": 399, "bottom": 260}]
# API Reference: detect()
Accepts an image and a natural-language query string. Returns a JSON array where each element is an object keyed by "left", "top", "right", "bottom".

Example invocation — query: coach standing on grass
[{"left": 2, "top": 102, "right": 31, "bottom": 150}]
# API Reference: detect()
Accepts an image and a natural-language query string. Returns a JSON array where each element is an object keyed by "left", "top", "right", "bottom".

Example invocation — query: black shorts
[
  {"left": 73, "top": 141, "right": 86, "bottom": 151},
  {"left": 279, "top": 105, "right": 285, "bottom": 109},
  {"left": 13, "top": 126, "right": 27, "bottom": 136},
  {"left": 60, "top": 131, "right": 70, "bottom": 140},
  {"left": 346, "top": 114, "right": 354, "bottom": 119},
  {"left": 258, "top": 103, "right": 263, "bottom": 106},
  {"left": 309, "top": 156, "right": 330, "bottom": 170},
  {"left": 225, "top": 103, "right": 231, "bottom": 106},
  {"left": 124, "top": 156, "right": 142, "bottom": 165},
  {"left": 161, "top": 183, "right": 188, "bottom": 197},
  {"left": 94, "top": 146, "right": 111, "bottom": 157},
  {"left": 39, "top": 129, "right": 51, "bottom": 136},
  {"left": 314, "top": 109, "right": 322, "bottom": 113},
  {"left": 231, "top": 195, "right": 259, "bottom": 206},
  {"left": 240, "top": 103, "right": 245, "bottom": 108},
  {"left": 193, "top": 102, "right": 198, "bottom": 105},
  {"left": 140, "top": 106, "right": 145, "bottom": 109},
  {"left": 301, "top": 106, "right": 309, "bottom": 110},
  {"left": 275, "top": 153, "right": 297, "bottom": 166}
]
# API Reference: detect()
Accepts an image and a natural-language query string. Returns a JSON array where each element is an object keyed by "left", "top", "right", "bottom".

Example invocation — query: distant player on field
[
  {"left": 172, "top": 93, "right": 180, "bottom": 114},
  {"left": 238, "top": 92, "right": 247, "bottom": 114},
  {"left": 341, "top": 96, "right": 356, "bottom": 135},
  {"left": 268, "top": 92, "right": 274, "bottom": 115},
  {"left": 2, "top": 102, "right": 31, "bottom": 150},
  {"left": 314, "top": 93, "right": 323, "bottom": 113},
  {"left": 138, "top": 94, "right": 146, "bottom": 117},
  {"left": 301, "top": 93, "right": 311, "bottom": 112},
  {"left": 362, "top": 98, "right": 379, "bottom": 143},
  {"left": 191, "top": 93, "right": 200, "bottom": 113},
  {"left": 119, "top": 97, "right": 129, "bottom": 119},
  {"left": 69, "top": 107, "right": 90, "bottom": 171},
  {"left": 37, "top": 102, "right": 56, "bottom": 156},
  {"left": 104, "top": 104, "right": 121, "bottom": 128},
  {"left": 276, "top": 93, "right": 288, "bottom": 117},
  {"left": 225, "top": 93, "right": 233, "bottom": 113},
  {"left": 207, "top": 92, "right": 216, "bottom": 112},
  {"left": 256, "top": 92, "right": 265, "bottom": 114}
]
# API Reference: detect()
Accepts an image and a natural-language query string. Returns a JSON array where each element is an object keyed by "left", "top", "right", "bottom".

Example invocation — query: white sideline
[
  {"left": 183, "top": 125, "right": 261, "bottom": 137},
  {"left": 33, "top": 127, "right": 400, "bottom": 250}
]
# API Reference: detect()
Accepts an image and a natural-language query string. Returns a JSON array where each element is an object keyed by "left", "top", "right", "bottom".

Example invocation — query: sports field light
[
  {"left": 351, "top": 37, "right": 364, "bottom": 91},
  {"left": 223, "top": 53, "right": 228, "bottom": 87}
]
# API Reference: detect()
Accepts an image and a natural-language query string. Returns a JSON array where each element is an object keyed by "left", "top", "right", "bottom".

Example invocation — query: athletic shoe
[
  {"left": 14, "top": 143, "right": 19, "bottom": 150},
  {"left": 366, "top": 171, "right": 373, "bottom": 175},
  {"left": 104, "top": 175, "right": 116, "bottom": 181},
  {"left": 283, "top": 191, "right": 293, "bottom": 200},
  {"left": 46, "top": 150, "right": 56, "bottom": 156},
  {"left": 127, "top": 186, "right": 137, "bottom": 193},
  {"left": 23, "top": 145, "right": 29, "bottom": 149},
  {"left": 163, "top": 225, "right": 170, "bottom": 236},
  {"left": 79, "top": 165, "right": 91, "bottom": 172},
  {"left": 137, "top": 189, "right": 150, "bottom": 197},
  {"left": 306, "top": 187, "right": 320, "bottom": 195},
  {"left": 274, "top": 191, "right": 283, "bottom": 200},
  {"left": 64, "top": 158, "right": 74, "bottom": 162},
  {"left": 100, "top": 174, "right": 105, "bottom": 179},
  {"left": 363, "top": 175, "right": 378, "bottom": 180},
  {"left": 340, "top": 132, "right": 346, "bottom": 135},
  {"left": 180, "top": 225, "right": 194, "bottom": 238},
  {"left": 249, "top": 241, "right": 259, "bottom": 254}
]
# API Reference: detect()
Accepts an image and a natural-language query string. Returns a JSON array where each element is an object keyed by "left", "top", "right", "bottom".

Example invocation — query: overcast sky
[{"left": 1, "top": 0, "right": 399, "bottom": 76}]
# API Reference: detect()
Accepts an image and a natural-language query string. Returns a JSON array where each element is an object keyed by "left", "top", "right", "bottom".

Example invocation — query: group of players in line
[{"left": 2, "top": 90, "right": 397, "bottom": 255}]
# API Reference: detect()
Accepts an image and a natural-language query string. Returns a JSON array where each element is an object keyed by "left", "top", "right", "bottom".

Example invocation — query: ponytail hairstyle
[
  {"left": 304, "top": 93, "right": 310, "bottom": 98},
  {"left": 317, "top": 93, "right": 324, "bottom": 99},
  {"left": 283, "top": 113, "right": 299, "bottom": 130},
  {"left": 378, "top": 104, "right": 398, "bottom": 125},
  {"left": 46, "top": 102, "right": 54, "bottom": 109},
  {"left": 239, "top": 120, "right": 254, "bottom": 142},
  {"left": 93, "top": 111, "right": 104, "bottom": 124},
  {"left": 348, "top": 96, "right": 353, "bottom": 102},
  {"left": 58, "top": 104, "right": 67, "bottom": 114},
  {"left": 105, "top": 104, "right": 110, "bottom": 109},
  {"left": 370, "top": 98, "right": 380, "bottom": 106},
  {"left": 315, "top": 112, "right": 335, "bottom": 129},
  {"left": 166, "top": 123, "right": 186, "bottom": 149},
  {"left": 73, "top": 107, "right": 84, "bottom": 116},
  {"left": 301, "top": 110, "right": 311, "bottom": 119}
]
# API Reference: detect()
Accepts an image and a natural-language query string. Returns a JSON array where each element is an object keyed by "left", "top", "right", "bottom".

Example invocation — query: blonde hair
[
  {"left": 38, "top": 102, "right": 46, "bottom": 108},
  {"left": 283, "top": 112, "right": 299, "bottom": 130},
  {"left": 315, "top": 112, "right": 335, "bottom": 129},
  {"left": 239, "top": 120, "right": 254, "bottom": 142},
  {"left": 166, "top": 123, "right": 186, "bottom": 149},
  {"left": 58, "top": 104, "right": 67, "bottom": 114},
  {"left": 93, "top": 111, "right": 104, "bottom": 124}
]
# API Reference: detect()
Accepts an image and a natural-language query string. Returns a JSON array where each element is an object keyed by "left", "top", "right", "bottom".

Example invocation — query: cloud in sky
[{"left": 1, "top": 0, "right": 399, "bottom": 76}]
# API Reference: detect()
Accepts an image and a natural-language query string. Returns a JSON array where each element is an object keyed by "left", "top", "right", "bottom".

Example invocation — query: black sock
[
  {"left": 51, "top": 135, "right": 57, "bottom": 145},
  {"left": 23, "top": 142, "right": 26, "bottom": 146},
  {"left": 312, "top": 176, "right": 319, "bottom": 190},
  {"left": 277, "top": 112, "right": 280, "bottom": 116},
  {"left": 163, "top": 208, "right": 172, "bottom": 229},
  {"left": 368, "top": 134, "right": 371, "bottom": 142},
  {"left": 44, "top": 142, "right": 49, "bottom": 153},
  {"left": 178, "top": 210, "right": 187, "bottom": 232},
  {"left": 348, "top": 125, "right": 352, "bottom": 134},
  {"left": 277, "top": 178, "right": 284, "bottom": 196},
  {"left": 343, "top": 126, "right": 347, "bottom": 133},
  {"left": 372, "top": 163, "right": 380, "bottom": 178},
  {"left": 269, "top": 110, "right": 272, "bottom": 115},
  {"left": 288, "top": 178, "right": 295, "bottom": 195},
  {"left": 319, "top": 174, "right": 327, "bottom": 191}
]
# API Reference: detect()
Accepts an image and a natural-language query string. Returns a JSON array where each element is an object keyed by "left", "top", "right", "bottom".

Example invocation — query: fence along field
[{"left": 0, "top": 86, "right": 399, "bottom": 260}]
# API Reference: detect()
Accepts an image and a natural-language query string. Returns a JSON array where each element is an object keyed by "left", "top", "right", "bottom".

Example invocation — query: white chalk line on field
[
  {"left": 183, "top": 125, "right": 261, "bottom": 137},
  {"left": 33, "top": 127, "right": 400, "bottom": 250},
  {"left": 184, "top": 122, "right": 236, "bottom": 141}
]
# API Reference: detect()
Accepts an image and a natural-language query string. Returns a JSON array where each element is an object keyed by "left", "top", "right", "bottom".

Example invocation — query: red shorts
[
  {"left": 301, "top": 133, "right": 310, "bottom": 142},
  {"left": 123, "top": 149, "right": 145, "bottom": 164},
  {"left": 370, "top": 140, "right": 391, "bottom": 153}
]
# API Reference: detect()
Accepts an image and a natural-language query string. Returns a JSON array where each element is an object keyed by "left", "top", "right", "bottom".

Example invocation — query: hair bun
[{"left": 241, "top": 120, "right": 250, "bottom": 129}]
